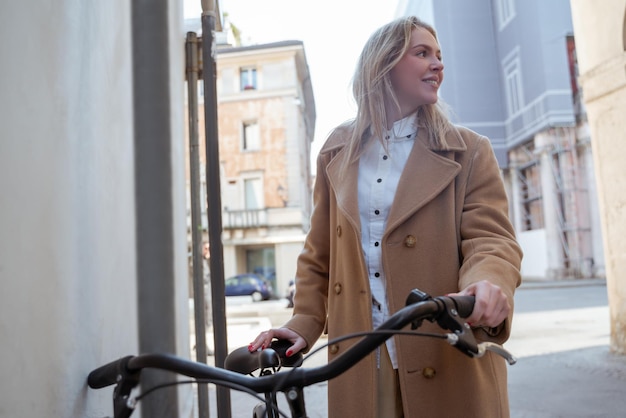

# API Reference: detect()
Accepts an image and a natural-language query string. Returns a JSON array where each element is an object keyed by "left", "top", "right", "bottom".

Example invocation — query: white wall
[
  {"left": 518, "top": 229, "right": 549, "bottom": 279},
  {"left": 0, "top": 1, "right": 189, "bottom": 416}
]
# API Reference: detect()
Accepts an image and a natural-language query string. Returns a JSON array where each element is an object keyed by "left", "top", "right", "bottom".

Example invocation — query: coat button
[
  {"left": 336, "top": 225, "right": 342, "bottom": 236},
  {"left": 422, "top": 367, "right": 436, "bottom": 379},
  {"left": 329, "top": 344, "right": 340, "bottom": 354},
  {"left": 404, "top": 235, "right": 417, "bottom": 248},
  {"left": 334, "top": 283, "right": 342, "bottom": 294}
]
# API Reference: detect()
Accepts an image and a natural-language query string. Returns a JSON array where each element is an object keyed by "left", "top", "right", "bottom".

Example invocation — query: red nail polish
[{"left": 286, "top": 350, "right": 292, "bottom": 357}]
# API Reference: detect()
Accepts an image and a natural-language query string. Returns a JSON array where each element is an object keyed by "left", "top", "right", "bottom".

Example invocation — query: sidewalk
[
  {"left": 509, "top": 345, "right": 626, "bottom": 418},
  {"left": 507, "top": 279, "right": 626, "bottom": 418}
]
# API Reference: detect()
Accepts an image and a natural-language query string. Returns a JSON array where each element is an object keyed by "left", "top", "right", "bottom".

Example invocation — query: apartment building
[
  {"left": 398, "top": 0, "right": 604, "bottom": 280},
  {"left": 186, "top": 37, "right": 316, "bottom": 297}
]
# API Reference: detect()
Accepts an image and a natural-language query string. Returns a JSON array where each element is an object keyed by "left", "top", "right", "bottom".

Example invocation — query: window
[
  {"left": 240, "top": 67, "right": 257, "bottom": 90},
  {"left": 242, "top": 121, "right": 260, "bottom": 151},
  {"left": 503, "top": 51, "right": 524, "bottom": 117},
  {"left": 244, "top": 177, "right": 264, "bottom": 210},
  {"left": 494, "top": 0, "right": 515, "bottom": 29}
]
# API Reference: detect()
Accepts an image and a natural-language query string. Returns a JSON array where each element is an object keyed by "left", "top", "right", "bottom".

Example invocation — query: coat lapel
[
  {"left": 323, "top": 124, "right": 467, "bottom": 236},
  {"left": 325, "top": 145, "right": 361, "bottom": 233},
  {"left": 386, "top": 127, "right": 464, "bottom": 233}
]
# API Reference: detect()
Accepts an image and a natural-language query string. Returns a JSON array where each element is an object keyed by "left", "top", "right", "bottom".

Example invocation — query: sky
[{"left": 184, "top": 0, "right": 400, "bottom": 163}]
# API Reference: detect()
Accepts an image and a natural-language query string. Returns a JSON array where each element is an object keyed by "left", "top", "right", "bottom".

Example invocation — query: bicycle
[{"left": 87, "top": 289, "right": 517, "bottom": 418}]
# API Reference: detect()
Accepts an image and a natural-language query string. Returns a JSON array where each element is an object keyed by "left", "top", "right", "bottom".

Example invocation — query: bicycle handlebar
[
  {"left": 87, "top": 355, "right": 132, "bottom": 388},
  {"left": 87, "top": 290, "right": 516, "bottom": 417}
]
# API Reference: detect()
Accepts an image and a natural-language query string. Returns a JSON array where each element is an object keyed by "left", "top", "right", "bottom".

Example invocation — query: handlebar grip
[
  {"left": 87, "top": 355, "right": 134, "bottom": 388},
  {"left": 452, "top": 295, "right": 475, "bottom": 318}
]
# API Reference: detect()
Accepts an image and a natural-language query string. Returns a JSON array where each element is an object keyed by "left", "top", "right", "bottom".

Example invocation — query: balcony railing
[
  {"left": 222, "top": 207, "right": 306, "bottom": 230},
  {"left": 223, "top": 209, "right": 268, "bottom": 229}
]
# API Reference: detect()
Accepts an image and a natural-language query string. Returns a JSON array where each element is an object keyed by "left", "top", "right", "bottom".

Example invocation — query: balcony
[
  {"left": 222, "top": 207, "right": 305, "bottom": 230},
  {"left": 223, "top": 209, "right": 267, "bottom": 229}
]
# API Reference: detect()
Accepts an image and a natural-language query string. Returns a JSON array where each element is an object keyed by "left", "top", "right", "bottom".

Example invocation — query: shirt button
[
  {"left": 383, "top": 155, "right": 388, "bottom": 160},
  {"left": 336, "top": 226, "right": 342, "bottom": 236},
  {"left": 404, "top": 235, "right": 417, "bottom": 247},
  {"left": 374, "top": 242, "right": 379, "bottom": 247},
  {"left": 330, "top": 344, "right": 340, "bottom": 354},
  {"left": 377, "top": 178, "right": 382, "bottom": 183},
  {"left": 374, "top": 272, "right": 380, "bottom": 277},
  {"left": 374, "top": 210, "right": 380, "bottom": 215},
  {"left": 422, "top": 367, "right": 436, "bottom": 379}
]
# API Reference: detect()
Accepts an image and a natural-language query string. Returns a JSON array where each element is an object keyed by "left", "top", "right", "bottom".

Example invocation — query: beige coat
[{"left": 285, "top": 123, "right": 522, "bottom": 418}]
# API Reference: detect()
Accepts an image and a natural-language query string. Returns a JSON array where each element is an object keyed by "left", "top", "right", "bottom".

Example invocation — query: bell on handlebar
[
  {"left": 406, "top": 289, "right": 431, "bottom": 305},
  {"left": 405, "top": 289, "right": 432, "bottom": 330}
]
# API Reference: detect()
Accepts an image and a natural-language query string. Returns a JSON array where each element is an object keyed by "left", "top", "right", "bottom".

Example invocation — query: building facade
[
  {"left": 569, "top": 0, "right": 626, "bottom": 353},
  {"left": 187, "top": 39, "right": 316, "bottom": 297},
  {"left": 398, "top": 0, "right": 604, "bottom": 280}
]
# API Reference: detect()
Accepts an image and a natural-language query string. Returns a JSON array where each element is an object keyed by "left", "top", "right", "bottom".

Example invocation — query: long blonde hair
[{"left": 345, "top": 16, "right": 452, "bottom": 165}]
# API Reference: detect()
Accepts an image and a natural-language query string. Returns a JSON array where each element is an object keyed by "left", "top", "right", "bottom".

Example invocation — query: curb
[{"left": 519, "top": 277, "right": 606, "bottom": 290}]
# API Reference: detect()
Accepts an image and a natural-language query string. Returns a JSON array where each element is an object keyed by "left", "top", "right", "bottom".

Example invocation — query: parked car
[{"left": 224, "top": 273, "right": 273, "bottom": 302}]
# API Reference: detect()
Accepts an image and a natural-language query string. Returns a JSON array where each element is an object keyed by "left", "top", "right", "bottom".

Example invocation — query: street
[
  {"left": 193, "top": 280, "right": 626, "bottom": 417},
  {"left": 507, "top": 281, "right": 626, "bottom": 418}
]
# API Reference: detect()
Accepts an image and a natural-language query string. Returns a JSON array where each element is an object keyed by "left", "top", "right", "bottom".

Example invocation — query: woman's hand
[
  {"left": 453, "top": 280, "right": 511, "bottom": 328},
  {"left": 248, "top": 327, "right": 307, "bottom": 358}
]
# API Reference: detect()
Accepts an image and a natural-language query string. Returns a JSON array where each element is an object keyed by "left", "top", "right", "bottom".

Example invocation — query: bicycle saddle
[{"left": 225, "top": 340, "right": 303, "bottom": 375}]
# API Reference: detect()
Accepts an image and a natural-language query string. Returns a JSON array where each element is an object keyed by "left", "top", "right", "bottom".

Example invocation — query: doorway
[{"left": 246, "top": 246, "right": 276, "bottom": 296}]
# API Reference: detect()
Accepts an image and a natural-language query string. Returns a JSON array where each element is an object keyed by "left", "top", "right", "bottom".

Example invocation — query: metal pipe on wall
[{"left": 186, "top": 31, "right": 211, "bottom": 418}]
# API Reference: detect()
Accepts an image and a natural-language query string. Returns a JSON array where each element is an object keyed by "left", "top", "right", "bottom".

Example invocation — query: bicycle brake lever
[
  {"left": 475, "top": 342, "right": 517, "bottom": 365},
  {"left": 446, "top": 335, "right": 517, "bottom": 365}
]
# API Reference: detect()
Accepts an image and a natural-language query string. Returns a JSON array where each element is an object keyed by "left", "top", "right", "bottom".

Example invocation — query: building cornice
[{"left": 578, "top": 52, "right": 626, "bottom": 104}]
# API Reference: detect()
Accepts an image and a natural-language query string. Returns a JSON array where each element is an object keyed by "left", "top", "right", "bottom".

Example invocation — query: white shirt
[{"left": 358, "top": 113, "right": 418, "bottom": 369}]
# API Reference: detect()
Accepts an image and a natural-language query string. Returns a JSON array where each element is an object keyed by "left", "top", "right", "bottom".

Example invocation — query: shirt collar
[{"left": 385, "top": 112, "right": 418, "bottom": 142}]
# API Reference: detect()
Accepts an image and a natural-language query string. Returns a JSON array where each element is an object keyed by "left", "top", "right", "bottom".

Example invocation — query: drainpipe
[{"left": 187, "top": 31, "right": 211, "bottom": 418}]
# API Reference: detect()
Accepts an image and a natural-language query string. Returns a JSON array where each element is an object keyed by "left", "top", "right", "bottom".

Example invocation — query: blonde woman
[{"left": 250, "top": 16, "right": 522, "bottom": 418}]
